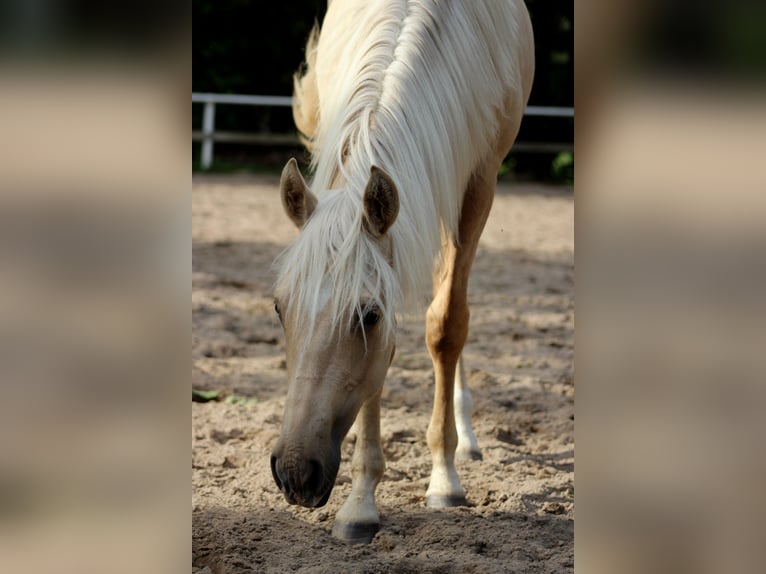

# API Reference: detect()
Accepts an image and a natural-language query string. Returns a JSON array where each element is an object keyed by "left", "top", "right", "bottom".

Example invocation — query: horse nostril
[
  {"left": 270, "top": 455, "right": 284, "bottom": 491},
  {"left": 304, "top": 459, "right": 323, "bottom": 494}
]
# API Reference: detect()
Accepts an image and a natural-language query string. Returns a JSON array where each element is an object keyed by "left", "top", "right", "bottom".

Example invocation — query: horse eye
[
  {"left": 361, "top": 307, "right": 380, "bottom": 328},
  {"left": 274, "top": 300, "right": 282, "bottom": 320}
]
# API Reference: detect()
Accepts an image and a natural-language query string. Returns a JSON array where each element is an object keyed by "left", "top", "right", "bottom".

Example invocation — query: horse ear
[
  {"left": 362, "top": 166, "right": 399, "bottom": 237},
  {"left": 280, "top": 158, "right": 317, "bottom": 228}
]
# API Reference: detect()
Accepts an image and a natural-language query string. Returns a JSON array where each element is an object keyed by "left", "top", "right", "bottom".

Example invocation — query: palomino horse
[{"left": 270, "top": 0, "right": 534, "bottom": 543}]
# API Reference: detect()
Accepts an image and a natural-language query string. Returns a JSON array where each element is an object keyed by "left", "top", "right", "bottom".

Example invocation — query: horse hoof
[
  {"left": 426, "top": 495, "right": 468, "bottom": 508},
  {"left": 332, "top": 521, "right": 379, "bottom": 544},
  {"left": 455, "top": 449, "right": 483, "bottom": 461}
]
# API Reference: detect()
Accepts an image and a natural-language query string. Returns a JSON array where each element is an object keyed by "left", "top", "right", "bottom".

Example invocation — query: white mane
[{"left": 276, "top": 0, "right": 524, "bottom": 338}]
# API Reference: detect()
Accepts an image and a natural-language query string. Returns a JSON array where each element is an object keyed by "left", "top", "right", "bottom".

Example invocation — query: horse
[{"left": 270, "top": 0, "right": 534, "bottom": 543}]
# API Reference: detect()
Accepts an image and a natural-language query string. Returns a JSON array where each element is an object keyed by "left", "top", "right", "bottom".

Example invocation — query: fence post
[{"left": 201, "top": 101, "right": 216, "bottom": 170}]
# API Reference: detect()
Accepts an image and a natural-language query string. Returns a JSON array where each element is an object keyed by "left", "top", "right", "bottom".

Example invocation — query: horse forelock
[{"left": 274, "top": 190, "right": 401, "bottom": 347}]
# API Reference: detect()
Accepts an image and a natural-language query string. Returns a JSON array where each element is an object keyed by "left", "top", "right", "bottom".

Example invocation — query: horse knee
[{"left": 426, "top": 303, "right": 469, "bottom": 361}]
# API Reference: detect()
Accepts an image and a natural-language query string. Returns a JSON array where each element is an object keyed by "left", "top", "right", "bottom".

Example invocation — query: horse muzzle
[{"left": 270, "top": 449, "right": 337, "bottom": 508}]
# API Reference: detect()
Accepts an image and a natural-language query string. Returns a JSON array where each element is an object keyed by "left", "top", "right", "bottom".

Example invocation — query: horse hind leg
[
  {"left": 425, "top": 169, "right": 495, "bottom": 507},
  {"left": 454, "top": 356, "right": 482, "bottom": 460},
  {"left": 332, "top": 389, "right": 384, "bottom": 544}
]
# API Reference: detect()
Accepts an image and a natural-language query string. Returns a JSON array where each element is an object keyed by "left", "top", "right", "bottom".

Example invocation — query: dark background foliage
[{"left": 192, "top": 0, "right": 573, "bottom": 180}]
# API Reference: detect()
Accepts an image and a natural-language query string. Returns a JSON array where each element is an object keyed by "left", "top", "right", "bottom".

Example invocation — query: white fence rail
[{"left": 192, "top": 92, "right": 573, "bottom": 170}]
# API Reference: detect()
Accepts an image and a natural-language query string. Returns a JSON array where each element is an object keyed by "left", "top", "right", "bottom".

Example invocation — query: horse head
[{"left": 270, "top": 159, "right": 399, "bottom": 507}]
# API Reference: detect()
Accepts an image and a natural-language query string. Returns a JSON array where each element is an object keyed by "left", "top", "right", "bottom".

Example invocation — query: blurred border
[
  {"left": 577, "top": 1, "right": 766, "bottom": 572},
  {"left": 0, "top": 2, "right": 189, "bottom": 573}
]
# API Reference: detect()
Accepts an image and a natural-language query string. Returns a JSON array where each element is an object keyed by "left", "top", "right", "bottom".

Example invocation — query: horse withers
[{"left": 270, "top": 0, "right": 534, "bottom": 543}]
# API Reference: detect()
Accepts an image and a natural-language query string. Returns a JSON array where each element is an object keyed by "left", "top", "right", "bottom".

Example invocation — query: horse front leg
[
  {"left": 425, "top": 169, "right": 495, "bottom": 507},
  {"left": 332, "top": 389, "right": 384, "bottom": 544},
  {"left": 425, "top": 257, "right": 469, "bottom": 507}
]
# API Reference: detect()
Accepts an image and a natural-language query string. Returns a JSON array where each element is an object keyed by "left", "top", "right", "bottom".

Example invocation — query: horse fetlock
[{"left": 426, "top": 462, "right": 465, "bottom": 507}]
